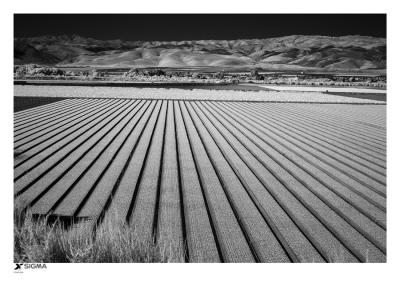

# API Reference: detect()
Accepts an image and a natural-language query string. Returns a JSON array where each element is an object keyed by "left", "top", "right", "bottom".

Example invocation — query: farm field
[
  {"left": 14, "top": 95, "right": 386, "bottom": 262},
  {"left": 256, "top": 85, "right": 387, "bottom": 94},
  {"left": 14, "top": 85, "right": 386, "bottom": 104}
]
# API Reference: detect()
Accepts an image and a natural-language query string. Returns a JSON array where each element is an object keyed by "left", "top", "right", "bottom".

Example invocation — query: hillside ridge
[{"left": 14, "top": 35, "right": 386, "bottom": 71}]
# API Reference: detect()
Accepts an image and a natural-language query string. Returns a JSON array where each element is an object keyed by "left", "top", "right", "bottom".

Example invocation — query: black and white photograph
[
  {"left": 2, "top": 0, "right": 400, "bottom": 282},
  {"left": 12, "top": 13, "right": 388, "bottom": 262}
]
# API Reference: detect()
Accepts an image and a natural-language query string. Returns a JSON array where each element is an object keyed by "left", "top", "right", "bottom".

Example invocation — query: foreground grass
[{"left": 14, "top": 209, "right": 184, "bottom": 263}]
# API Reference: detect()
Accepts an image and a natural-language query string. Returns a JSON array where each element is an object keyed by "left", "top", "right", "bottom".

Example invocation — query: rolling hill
[{"left": 14, "top": 35, "right": 386, "bottom": 71}]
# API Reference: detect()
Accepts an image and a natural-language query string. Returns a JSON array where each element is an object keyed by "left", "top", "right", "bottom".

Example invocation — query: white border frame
[{"left": 1, "top": 2, "right": 399, "bottom": 283}]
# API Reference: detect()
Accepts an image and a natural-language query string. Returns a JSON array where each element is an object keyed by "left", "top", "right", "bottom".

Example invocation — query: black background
[{"left": 14, "top": 14, "right": 386, "bottom": 41}]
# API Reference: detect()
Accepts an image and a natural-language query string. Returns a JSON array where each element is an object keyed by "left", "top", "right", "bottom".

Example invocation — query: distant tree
[
  {"left": 169, "top": 71, "right": 183, "bottom": 77},
  {"left": 146, "top": 69, "right": 166, "bottom": 76},
  {"left": 14, "top": 65, "right": 28, "bottom": 77},
  {"left": 91, "top": 69, "right": 99, "bottom": 78},
  {"left": 191, "top": 72, "right": 200, "bottom": 79},
  {"left": 155, "top": 69, "right": 166, "bottom": 76},
  {"left": 16, "top": 65, "right": 67, "bottom": 77},
  {"left": 250, "top": 68, "right": 263, "bottom": 80},
  {"left": 215, "top": 71, "right": 225, "bottom": 79},
  {"left": 250, "top": 69, "right": 259, "bottom": 77}
]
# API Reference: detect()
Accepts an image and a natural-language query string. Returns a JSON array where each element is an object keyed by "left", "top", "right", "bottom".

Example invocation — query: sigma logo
[{"left": 14, "top": 263, "right": 47, "bottom": 272}]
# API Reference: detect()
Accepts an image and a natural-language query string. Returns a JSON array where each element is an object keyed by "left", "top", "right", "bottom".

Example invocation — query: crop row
[{"left": 14, "top": 98, "right": 386, "bottom": 262}]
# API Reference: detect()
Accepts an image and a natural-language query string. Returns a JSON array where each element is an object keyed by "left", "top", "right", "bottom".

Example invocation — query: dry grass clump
[{"left": 14, "top": 208, "right": 184, "bottom": 263}]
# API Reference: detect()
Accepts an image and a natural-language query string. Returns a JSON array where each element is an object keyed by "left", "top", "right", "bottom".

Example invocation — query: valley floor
[
  {"left": 14, "top": 85, "right": 385, "bottom": 104},
  {"left": 14, "top": 90, "right": 386, "bottom": 262}
]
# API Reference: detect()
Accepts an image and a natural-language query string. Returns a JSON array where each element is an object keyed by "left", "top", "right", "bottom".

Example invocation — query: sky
[{"left": 14, "top": 14, "right": 386, "bottom": 41}]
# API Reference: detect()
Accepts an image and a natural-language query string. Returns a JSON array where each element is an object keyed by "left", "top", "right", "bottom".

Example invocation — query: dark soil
[
  {"left": 14, "top": 96, "right": 67, "bottom": 112},
  {"left": 323, "top": 91, "right": 386, "bottom": 102}
]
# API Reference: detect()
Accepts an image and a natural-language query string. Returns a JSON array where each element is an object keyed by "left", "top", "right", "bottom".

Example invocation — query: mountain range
[{"left": 14, "top": 34, "right": 386, "bottom": 71}]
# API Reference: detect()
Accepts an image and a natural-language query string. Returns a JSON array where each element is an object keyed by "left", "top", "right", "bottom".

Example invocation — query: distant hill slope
[{"left": 14, "top": 35, "right": 386, "bottom": 71}]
